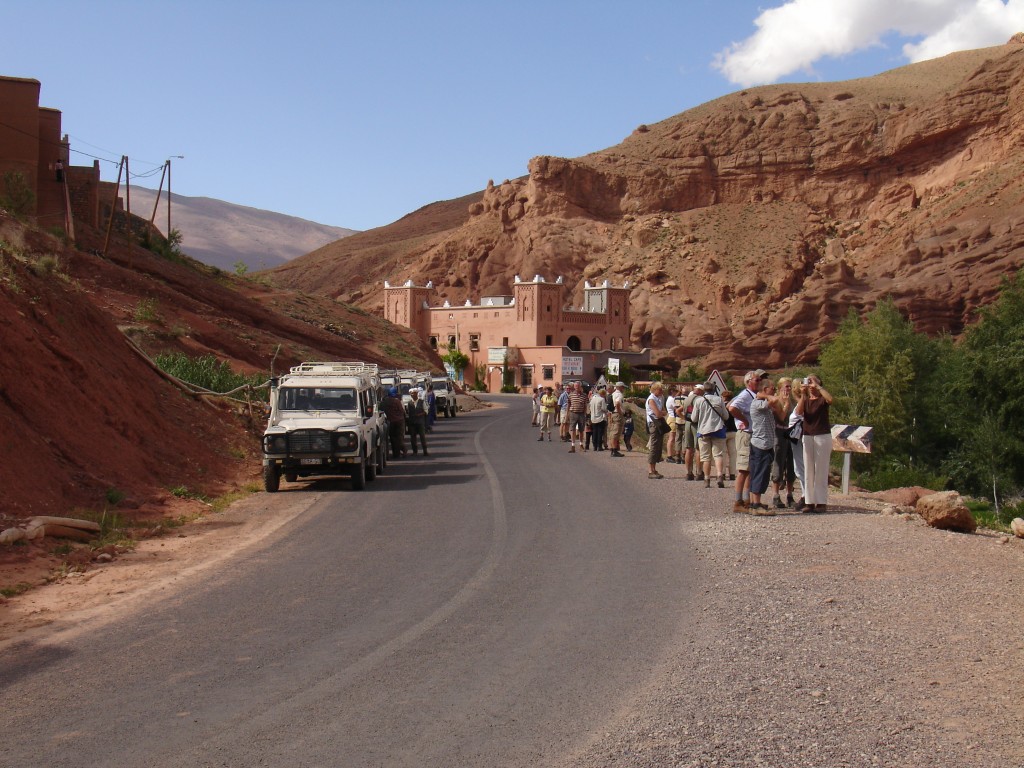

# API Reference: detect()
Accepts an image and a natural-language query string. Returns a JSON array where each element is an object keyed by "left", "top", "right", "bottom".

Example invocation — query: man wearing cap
[
  {"left": 608, "top": 381, "right": 627, "bottom": 457},
  {"left": 538, "top": 386, "right": 557, "bottom": 441},
  {"left": 727, "top": 369, "right": 766, "bottom": 511},
  {"left": 382, "top": 386, "right": 407, "bottom": 459},
  {"left": 405, "top": 387, "right": 429, "bottom": 456}
]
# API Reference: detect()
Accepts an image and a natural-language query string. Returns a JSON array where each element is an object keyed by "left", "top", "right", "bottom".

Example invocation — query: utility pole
[
  {"left": 102, "top": 155, "right": 127, "bottom": 257},
  {"left": 167, "top": 155, "right": 183, "bottom": 237}
]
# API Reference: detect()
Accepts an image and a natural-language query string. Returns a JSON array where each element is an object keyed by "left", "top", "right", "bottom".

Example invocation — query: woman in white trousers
[{"left": 795, "top": 375, "right": 833, "bottom": 513}]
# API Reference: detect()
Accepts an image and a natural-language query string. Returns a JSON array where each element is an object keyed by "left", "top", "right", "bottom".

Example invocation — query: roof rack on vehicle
[{"left": 288, "top": 362, "right": 378, "bottom": 376}]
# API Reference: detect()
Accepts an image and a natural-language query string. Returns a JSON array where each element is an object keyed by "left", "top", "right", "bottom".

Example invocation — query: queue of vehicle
[{"left": 261, "top": 362, "right": 457, "bottom": 492}]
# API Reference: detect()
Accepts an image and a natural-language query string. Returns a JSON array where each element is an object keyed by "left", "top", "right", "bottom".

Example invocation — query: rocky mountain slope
[
  {"left": 268, "top": 40, "right": 1024, "bottom": 369},
  {"left": 0, "top": 212, "right": 436, "bottom": 521},
  {"left": 126, "top": 186, "right": 356, "bottom": 273}
]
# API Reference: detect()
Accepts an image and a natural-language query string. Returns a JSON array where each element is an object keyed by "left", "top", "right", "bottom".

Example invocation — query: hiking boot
[
  {"left": 538, "top": 435, "right": 544, "bottom": 441},
  {"left": 773, "top": 495, "right": 786, "bottom": 509},
  {"left": 732, "top": 500, "right": 748, "bottom": 513},
  {"left": 568, "top": 446, "right": 576, "bottom": 453},
  {"left": 729, "top": 474, "right": 736, "bottom": 481},
  {"left": 717, "top": 478, "right": 725, "bottom": 488},
  {"left": 704, "top": 478, "right": 711, "bottom": 488},
  {"left": 648, "top": 471, "right": 664, "bottom": 479},
  {"left": 750, "top": 503, "right": 776, "bottom": 516},
  {"left": 786, "top": 494, "right": 795, "bottom": 508},
  {"left": 686, "top": 473, "right": 695, "bottom": 481},
  {"left": 696, "top": 473, "right": 705, "bottom": 481}
]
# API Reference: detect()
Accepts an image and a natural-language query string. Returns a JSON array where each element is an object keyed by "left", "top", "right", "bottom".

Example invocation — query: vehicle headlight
[
  {"left": 263, "top": 435, "right": 287, "bottom": 453},
  {"left": 335, "top": 431, "right": 358, "bottom": 452}
]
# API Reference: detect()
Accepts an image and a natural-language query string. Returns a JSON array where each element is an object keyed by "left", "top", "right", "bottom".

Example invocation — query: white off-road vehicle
[
  {"left": 431, "top": 375, "right": 457, "bottom": 417},
  {"left": 262, "top": 362, "right": 386, "bottom": 492}
]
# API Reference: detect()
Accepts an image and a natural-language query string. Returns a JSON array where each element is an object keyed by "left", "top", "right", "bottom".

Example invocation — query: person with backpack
[{"left": 691, "top": 382, "right": 730, "bottom": 488}]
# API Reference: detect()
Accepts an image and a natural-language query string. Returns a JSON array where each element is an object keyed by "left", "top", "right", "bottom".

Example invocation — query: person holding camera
[
  {"left": 748, "top": 377, "right": 786, "bottom": 514},
  {"left": 794, "top": 374, "right": 833, "bottom": 512}
]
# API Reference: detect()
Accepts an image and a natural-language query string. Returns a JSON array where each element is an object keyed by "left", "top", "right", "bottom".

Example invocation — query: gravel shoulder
[{"left": 567, "top": 479, "right": 1024, "bottom": 767}]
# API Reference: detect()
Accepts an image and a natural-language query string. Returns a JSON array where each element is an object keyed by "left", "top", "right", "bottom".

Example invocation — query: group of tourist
[
  {"left": 641, "top": 372, "right": 833, "bottom": 513},
  {"left": 531, "top": 381, "right": 636, "bottom": 455},
  {"left": 530, "top": 371, "right": 833, "bottom": 515}
]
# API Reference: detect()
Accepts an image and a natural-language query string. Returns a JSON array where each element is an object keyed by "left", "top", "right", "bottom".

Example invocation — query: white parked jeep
[
  {"left": 262, "top": 362, "right": 385, "bottom": 492},
  {"left": 431, "top": 375, "right": 457, "bottom": 417}
]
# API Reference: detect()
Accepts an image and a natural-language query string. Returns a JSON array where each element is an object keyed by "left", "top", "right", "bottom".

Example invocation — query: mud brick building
[{"left": 385, "top": 275, "right": 650, "bottom": 392}]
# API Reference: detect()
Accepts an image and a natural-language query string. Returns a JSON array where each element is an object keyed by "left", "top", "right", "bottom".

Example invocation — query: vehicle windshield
[
  {"left": 400, "top": 382, "right": 413, "bottom": 395},
  {"left": 280, "top": 387, "right": 357, "bottom": 411}
]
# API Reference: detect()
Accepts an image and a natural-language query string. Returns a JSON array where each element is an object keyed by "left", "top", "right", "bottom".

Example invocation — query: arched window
[
  {"left": 591, "top": 337, "right": 601, "bottom": 350},
  {"left": 566, "top": 335, "right": 581, "bottom": 352}
]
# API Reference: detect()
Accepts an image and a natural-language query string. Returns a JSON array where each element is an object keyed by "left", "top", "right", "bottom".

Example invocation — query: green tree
[
  {"left": 441, "top": 343, "right": 469, "bottom": 382},
  {"left": 817, "top": 300, "right": 942, "bottom": 464},
  {"left": 944, "top": 271, "right": 1024, "bottom": 498},
  {"left": 1, "top": 172, "right": 35, "bottom": 217}
]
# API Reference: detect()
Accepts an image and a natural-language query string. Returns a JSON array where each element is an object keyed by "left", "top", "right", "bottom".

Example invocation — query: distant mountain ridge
[{"left": 127, "top": 186, "right": 357, "bottom": 272}]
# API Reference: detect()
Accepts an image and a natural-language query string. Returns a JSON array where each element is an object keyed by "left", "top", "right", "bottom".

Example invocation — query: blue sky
[{"left": 4, "top": 1, "right": 1022, "bottom": 231}]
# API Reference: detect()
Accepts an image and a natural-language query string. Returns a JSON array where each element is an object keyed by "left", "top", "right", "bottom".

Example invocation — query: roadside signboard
[
  {"left": 707, "top": 369, "right": 728, "bottom": 395},
  {"left": 831, "top": 424, "right": 873, "bottom": 454},
  {"left": 562, "top": 356, "right": 583, "bottom": 376},
  {"left": 607, "top": 357, "right": 620, "bottom": 376},
  {"left": 830, "top": 424, "right": 874, "bottom": 494}
]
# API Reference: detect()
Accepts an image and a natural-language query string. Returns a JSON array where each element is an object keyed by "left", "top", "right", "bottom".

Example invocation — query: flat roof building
[{"left": 384, "top": 275, "right": 650, "bottom": 392}]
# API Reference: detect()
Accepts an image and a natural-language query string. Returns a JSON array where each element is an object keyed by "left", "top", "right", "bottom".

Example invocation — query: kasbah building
[
  {"left": 384, "top": 275, "right": 652, "bottom": 393},
  {"left": 0, "top": 75, "right": 108, "bottom": 236}
]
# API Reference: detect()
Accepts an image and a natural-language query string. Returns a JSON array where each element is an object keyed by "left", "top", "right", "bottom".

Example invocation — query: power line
[{"left": 0, "top": 119, "right": 174, "bottom": 170}]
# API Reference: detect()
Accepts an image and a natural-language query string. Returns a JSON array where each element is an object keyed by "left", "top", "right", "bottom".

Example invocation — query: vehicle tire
[
  {"left": 450, "top": 403, "right": 457, "bottom": 417},
  {"left": 263, "top": 463, "right": 280, "bottom": 493},
  {"left": 284, "top": 471, "right": 298, "bottom": 483},
  {"left": 367, "top": 451, "right": 377, "bottom": 482},
  {"left": 351, "top": 458, "right": 366, "bottom": 491},
  {"left": 377, "top": 441, "right": 386, "bottom": 474}
]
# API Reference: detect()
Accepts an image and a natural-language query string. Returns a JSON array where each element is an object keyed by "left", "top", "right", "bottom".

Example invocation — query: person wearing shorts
[{"left": 727, "top": 369, "right": 766, "bottom": 511}]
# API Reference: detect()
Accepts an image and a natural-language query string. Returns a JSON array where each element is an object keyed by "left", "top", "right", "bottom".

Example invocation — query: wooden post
[
  {"left": 842, "top": 452, "right": 852, "bottom": 495},
  {"left": 149, "top": 161, "right": 168, "bottom": 226},
  {"left": 102, "top": 156, "right": 126, "bottom": 257}
]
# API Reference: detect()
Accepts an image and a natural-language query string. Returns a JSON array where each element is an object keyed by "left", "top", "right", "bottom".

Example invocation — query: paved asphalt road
[{"left": 1, "top": 396, "right": 695, "bottom": 767}]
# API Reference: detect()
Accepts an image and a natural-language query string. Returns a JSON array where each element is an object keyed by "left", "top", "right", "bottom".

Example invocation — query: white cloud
[{"left": 714, "top": 0, "right": 1024, "bottom": 87}]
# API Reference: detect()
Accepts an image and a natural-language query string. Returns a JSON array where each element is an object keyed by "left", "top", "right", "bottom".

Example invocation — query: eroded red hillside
[
  {"left": 0, "top": 213, "right": 438, "bottom": 521},
  {"left": 268, "top": 41, "right": 1024, "bottom": 369}
]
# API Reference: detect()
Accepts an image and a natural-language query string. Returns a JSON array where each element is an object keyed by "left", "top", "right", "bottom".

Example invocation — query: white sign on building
[
  {"left": 607, "top": 357, "right": 620, "bottom": 376},
  {"left": 562, "top": 356, "right": 583, "bottom": 376}
]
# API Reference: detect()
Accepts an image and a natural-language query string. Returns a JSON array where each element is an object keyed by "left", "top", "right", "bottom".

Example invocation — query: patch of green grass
[
  {"left": 965, "top": 499, "right": 1021, "bottom": 533},
  {"left": 105, "top": 487, "right": 125, "bottom": 506},
  {"left": 170, "top": 485, "right": 206, "bottom": 500},
  {"left": 133, "top": 297, "right": 161, "bottom": 324},
  {"left": 0, "top": 582, "right": 34, "bottom": 598},
  {"left": 155, "top": 352, "right": 264, "bottom": 393}
]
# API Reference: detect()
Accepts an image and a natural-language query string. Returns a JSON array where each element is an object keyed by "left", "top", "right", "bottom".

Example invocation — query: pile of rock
[{"left": 877, "top": 488, "right": 1024, "bottom": 539}]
